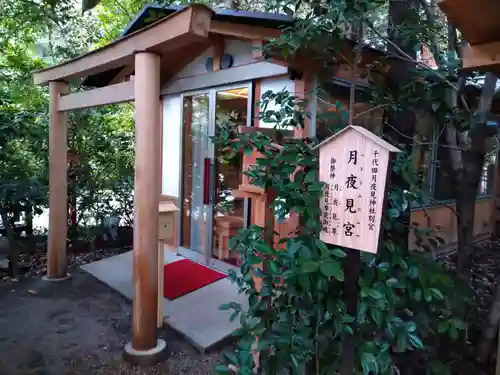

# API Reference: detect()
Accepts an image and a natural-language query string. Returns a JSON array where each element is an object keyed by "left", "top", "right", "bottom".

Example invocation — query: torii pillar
[
  {"left": 43, "top": 80, "right": 71, "bottom": 282},
  {"left": 123, "top": 51, "right": 167, "bottom": 364}
]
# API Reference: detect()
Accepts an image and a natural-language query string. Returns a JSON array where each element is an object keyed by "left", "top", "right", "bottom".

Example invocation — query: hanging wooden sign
[{"left": 317, "top": 125, "right": 401, "bottom": 254}]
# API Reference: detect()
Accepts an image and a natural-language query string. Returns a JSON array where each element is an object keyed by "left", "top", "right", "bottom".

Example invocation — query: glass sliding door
[
  {"left": 180, "top": 84, "right": 251, "bottom": 264},
  {"left": 211, "top": 87, "right": 249, "bottom": 264},
  {"left": 181, "top": 93, "right": 210, "bottom": 254}
]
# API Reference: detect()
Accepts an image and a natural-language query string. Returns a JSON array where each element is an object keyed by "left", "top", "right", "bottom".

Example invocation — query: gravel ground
[{"left": 0, "top": 268, "right": 225, "bottom": 375}]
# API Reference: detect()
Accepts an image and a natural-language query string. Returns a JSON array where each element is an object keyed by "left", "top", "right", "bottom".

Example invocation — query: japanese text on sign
[{"left": 317, "top": 125, "right": 400, "bottom": 254}]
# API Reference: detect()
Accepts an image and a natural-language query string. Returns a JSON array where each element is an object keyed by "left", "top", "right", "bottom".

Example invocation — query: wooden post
[
  {"left": 157, "top": 200, "right": 180, "bottom": 329},
  {"left": 493, "top": 150, "right": 500, "bottom": 235},
  {"left": 45, "top": 80, "right": 70, "bottom": 281},
  {"left": 251, "top": 189, "right": 275, "bottom": 370},
  {"left": 124, "top": 51, "right": 166, "bottom": 364},
  {"left": 252, "top": 191, "right": 275, "bottom": 291},
  {"left": 496, "top": 322, "right": 500, "bottom": 375},
  {"left": 158, "top": 239, "right": 164, "bottom": 329}
]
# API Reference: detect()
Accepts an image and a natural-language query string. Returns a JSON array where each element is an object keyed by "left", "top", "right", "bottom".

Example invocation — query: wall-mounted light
[
  {"left": 220, "top": 54, "right": 233, "bottom": 69},
  {"left": 205, "top": 54, "right": 234, "bottom": 72},
  {"left": 205, "top": 57, "right": 214, "bottom": 72}
]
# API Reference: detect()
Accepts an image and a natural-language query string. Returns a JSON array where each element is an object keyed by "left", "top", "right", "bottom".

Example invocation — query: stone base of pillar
[
  {"left": 41, "top": 273, "right": 71, "bottom": 282},
  {"left": 123, "top": 339, "right": 167, "bottom": 366}
]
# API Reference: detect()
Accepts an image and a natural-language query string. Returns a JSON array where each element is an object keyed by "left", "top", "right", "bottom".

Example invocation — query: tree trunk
[
  {"left": 455, "top": 146, "right": 487, "bottom": 276},
  {"left": 478, "top": 283, "right": 500, "bottom": 363},
  {"left": 0, "top": 210, "right": 20, "bottom": 279},
  {"left": 338, "top": 15, "right": 363, "bottom": 375},
  {"left": 494, "top": 154, "right": 500, "bottom": 235},
  {"left": 463, "top": 75, "right": 500, "bottom": 364},
  {"left": 338, "top": 249, "right": 361, "bottom": 375},
  {"left": 25, "top": 206, "right": 35, "bottom": 252},
  {"left": 384, "top": 0, "right": 419, "bottom": 248},
  {"left": 25, "top": 208, "right": 33, "bottom": 237},
  {"left": 455, "top": 73, "right": 497, "bottom": 275}
]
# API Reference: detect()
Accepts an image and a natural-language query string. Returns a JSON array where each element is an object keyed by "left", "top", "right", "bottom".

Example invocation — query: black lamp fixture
[
  {"left": 205, "top": 56, "right": 214, "bottom": 72},
  {"left": 205, "top": 54, "right": 234, "bottom": 72},
  {"left": 220, "top": 54, "right": 233, "bottom": 69}
]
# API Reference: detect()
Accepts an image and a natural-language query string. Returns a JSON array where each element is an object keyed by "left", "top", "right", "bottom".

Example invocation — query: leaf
[
  {"left": 430, "top": 288, "right": 444, "bottom": 300},
  {"left": 408, "top": 266, "right": 419, "bottom": 279},
  {"left": 423, "top": 288, "right": 432, "bottom": 302},
  {"left": 315, "top": 238, "right": 329, "bottom": 253},
  {"left": 357, "top": 301, "right": 368, "bottom": 322},
  {"left": 255, "top": 242, "right": 274, "bottom": 255},
  {"left": 369, "top": 289, "right": 383, "bottom": 299},
  {"left": 387, "top": 208, "right": 400, "bottom": 219},
  {"left": 386, "top": 277, "right": 399, "bottom": 286},
  {"left": 449, "top": 325, "right": 459, "bottom": 340},
  {"left": 256, "top": 339, "right": 272, "bottom": 350},
  {"left": 452, "top": 318, "right": 467, "bottom": 330},
  {"left": 377, "top": 261, "right": 390, "bottom": 272},
  {"left": 230, "top": 311, "right": 239, "bottom": 322},
  {"left": 319, "top": 260, "right": 344, "bottom": 281},
  {"left": 331, "top": 248, "right": 346, "bottom": 258},
  {"left": 288, "top": 240, "right": 302, "bottom": 254},
  {"left": 268, "top": 260, "right": 278, "bottom": 274},
  {"left": 299, "top": 274, "right": 311, "bottom": 289},
  {"left": 438, "top": 321, "right": 449, "bottom": 333},
  {"left": 408, "top": 333, "right": 424, "bottom": 349},
  {"left": 370, "top": 308, "right": 382, "bottom": 326},
  {"left": 361, "top": 359, "right": 371, "bottom": 375},
  {"left": 215, "top": 364, "right": 233, "bottom": 374},
  {"left": 414, "top": 289, "right": 422, "bottom": 301},
  {"left": 238, "top": 350, "right": 251, "bottom": 364},
  {"left": 405, "top": 322, "right": 416, "bottom": 333},
  {"left": 302, "top": 260, "right": 319, "bottom": 273},
  {"left": 290, "top": 354, "right": 300, "bottom": 370},
  {"left": 305, "top": 170, "right": 316, "bottom": 183},
  {"left": 343, "top": 325, "right": 354, "bottom": 335},
  {"left": 260, "top": 287, "right": 271, "bottom": 297},
  {"left": 224, "top": 352, "right": 239, "bottom": 364},
  {"left": 361, "top": 352, "right": 377, "bottom": 375}
]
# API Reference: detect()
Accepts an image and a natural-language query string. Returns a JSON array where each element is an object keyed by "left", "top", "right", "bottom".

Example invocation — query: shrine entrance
[{"left": 180, "top": 83, "right": 251, "bottom": 265}]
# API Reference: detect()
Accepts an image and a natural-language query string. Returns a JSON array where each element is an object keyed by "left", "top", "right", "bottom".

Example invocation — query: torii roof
[
  {"left": 33, "top": 3, "right": 391, "bottom": 88},
  {"left": 439, "top": 0, "right": 500, "bottom": 73},
  {"left": 32, "top": 4, "right": 292, "bottom": 87},
  {"left": 83, "top": 4, "right": 294, "bottom": 87},
  {"left": 315, "top": 125, "right": 401, "bottom": 153}
]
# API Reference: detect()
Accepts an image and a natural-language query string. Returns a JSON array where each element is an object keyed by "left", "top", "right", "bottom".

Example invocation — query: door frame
[{"left": 178, "top": 81, "right": 253, "bottom": 265}]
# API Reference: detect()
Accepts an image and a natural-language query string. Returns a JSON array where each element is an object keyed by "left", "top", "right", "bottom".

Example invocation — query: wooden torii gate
[{"left": 31, "top": 4, "right": 286, "bottom": 365}]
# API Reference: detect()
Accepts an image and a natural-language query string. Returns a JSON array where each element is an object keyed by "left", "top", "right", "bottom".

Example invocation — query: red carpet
[{"left": 163, "top": 259, "right": 227, "bottom": 300}]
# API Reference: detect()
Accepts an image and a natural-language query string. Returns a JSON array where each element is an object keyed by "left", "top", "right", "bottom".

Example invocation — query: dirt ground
[
  {"left": 0, "top": 268, "right": 224, "bottom": 375},
  {"left": 3, "top": 238, "right": 500, "bottom": 375}
]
